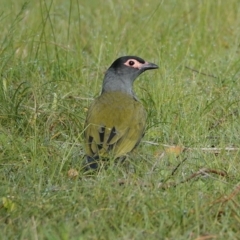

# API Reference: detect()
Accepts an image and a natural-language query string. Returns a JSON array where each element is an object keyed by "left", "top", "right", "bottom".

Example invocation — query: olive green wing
[{"left": 84, "top": 92, "right": 146, "bottom": 159}]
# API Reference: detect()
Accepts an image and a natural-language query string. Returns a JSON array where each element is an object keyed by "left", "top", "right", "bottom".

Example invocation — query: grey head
[{"left": 101, "top": 56, "right": 158, "bottom": 96}]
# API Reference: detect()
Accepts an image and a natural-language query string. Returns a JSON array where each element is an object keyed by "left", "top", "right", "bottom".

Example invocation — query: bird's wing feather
[{"left": 84, "top": 92, "right": 146, "bottom": 159}]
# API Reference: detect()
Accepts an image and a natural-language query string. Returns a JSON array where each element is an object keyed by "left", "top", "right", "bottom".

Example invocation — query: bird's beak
[{"left": 140, "top": 62, "right": 159, "bottom": 71}]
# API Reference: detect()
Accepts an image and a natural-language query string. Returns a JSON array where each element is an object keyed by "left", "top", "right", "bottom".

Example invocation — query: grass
[{"left": 0, "top": 0, "right": 240, "bottom": 239}]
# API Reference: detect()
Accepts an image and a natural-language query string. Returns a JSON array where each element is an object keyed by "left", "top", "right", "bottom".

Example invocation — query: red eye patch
[{"left": 124, "top": 59, "right": 146, "bottom": 69}]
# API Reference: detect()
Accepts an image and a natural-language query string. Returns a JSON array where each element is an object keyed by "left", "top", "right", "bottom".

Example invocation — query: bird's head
[{"left": 102, "top": 56, "right": 158, "bottom": 95}]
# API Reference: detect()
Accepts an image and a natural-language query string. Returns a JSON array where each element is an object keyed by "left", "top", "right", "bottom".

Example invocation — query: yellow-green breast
[{"left": 84, "top": 91, "right": 147, "bottom": 159}]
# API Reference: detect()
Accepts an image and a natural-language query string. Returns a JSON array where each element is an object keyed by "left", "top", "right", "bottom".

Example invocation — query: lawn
[{"left": 0, "top": 0, "right": 240, "bottom": 239}]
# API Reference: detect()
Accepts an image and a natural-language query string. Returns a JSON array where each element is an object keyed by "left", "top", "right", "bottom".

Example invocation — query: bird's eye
[{"left": 129, "top": 60, "right": 135, "bottom": 66}]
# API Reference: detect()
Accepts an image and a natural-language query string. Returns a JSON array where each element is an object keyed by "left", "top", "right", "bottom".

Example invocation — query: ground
[{"left": 0, "top": 0, "right": 240, "bottom": 239}]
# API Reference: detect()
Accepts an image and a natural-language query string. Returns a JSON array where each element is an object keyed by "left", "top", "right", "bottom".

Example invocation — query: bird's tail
[{"left": 85, "top": 155, "right": 99, "bottom": 170}]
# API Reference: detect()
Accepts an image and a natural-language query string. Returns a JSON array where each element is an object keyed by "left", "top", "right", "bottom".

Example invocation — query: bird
[{"left": 84, "top": 56, "right": 158, "bottom": 169}]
